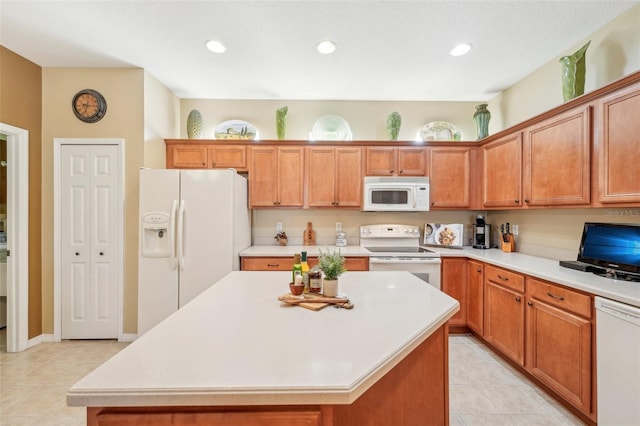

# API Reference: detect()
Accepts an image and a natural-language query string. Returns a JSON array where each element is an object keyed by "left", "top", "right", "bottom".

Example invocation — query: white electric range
[{"left": 360, "top": 224, "right": 441, "bottom": 290}]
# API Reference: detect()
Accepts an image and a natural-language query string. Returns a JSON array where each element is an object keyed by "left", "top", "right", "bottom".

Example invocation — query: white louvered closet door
[{"left": 60, "top": 144, "right": 120, "bottom": 339}]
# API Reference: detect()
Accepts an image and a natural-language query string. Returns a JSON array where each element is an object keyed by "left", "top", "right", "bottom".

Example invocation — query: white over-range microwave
[{"left": 362, "top": 176, "right": 430, "bottom": 211}]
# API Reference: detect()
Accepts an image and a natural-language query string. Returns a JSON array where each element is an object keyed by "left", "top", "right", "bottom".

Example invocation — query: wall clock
[{"left": 72, "top": 89, "right": 107, "bottom": 123}]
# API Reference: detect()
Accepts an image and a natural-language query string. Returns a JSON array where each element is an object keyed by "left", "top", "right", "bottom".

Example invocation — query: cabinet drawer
[
  {"left": 527, "top": 278, "right": 592, "bottom": 319},
  {"left": 484, "top": 265, "right": 524, "bottom": 293},
  {"left": 241, "top": 257, "right": 293, "bottom": 271},
  {"left": 309, "top": 256, "right": 369, "bottom": 271}
]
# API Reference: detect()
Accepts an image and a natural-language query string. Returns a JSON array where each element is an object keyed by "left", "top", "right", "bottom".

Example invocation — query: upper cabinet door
[
  {"left": 483, "top": 132, "right": 523, "bottom": 208},
  {"left": 167, "top": 144, "right": 208, "bottom": 169},
  {"left": 365, "top": 147, "right": 396, "bottom": 176},
  {"left": 428, "top": 146, "right": 471, "bottom": 208},
  {"left": 597, "top": 81, "right": 640, "bottom": 204},
  {"left": 335, "top": 147, "right": 363, "bottom": 207},
  {"left": 523, "top": 105, "right": 591, "bottom": 206},
  {"left": 307, "top": 147, "right": 337, "bottom": 207},
  {"left": 397, "top": 147, "right": 427, "bottom": 176}
]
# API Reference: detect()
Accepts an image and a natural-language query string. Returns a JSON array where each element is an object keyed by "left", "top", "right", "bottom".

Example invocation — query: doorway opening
[{"left": 0, "top": 123, "right": 30, "bottom": 353}]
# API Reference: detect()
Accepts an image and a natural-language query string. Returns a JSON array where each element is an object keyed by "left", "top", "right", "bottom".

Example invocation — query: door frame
[
  {"left": 53, "top": 138, "right": 124, "bottom": 341},
  {"left": 0, "top": 123, "right": 29, "bottom": 353}
]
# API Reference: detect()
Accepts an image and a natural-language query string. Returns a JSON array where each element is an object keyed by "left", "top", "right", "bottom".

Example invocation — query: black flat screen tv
[{"left": 577, "top": 222, "right": 640, "bottom": 279}]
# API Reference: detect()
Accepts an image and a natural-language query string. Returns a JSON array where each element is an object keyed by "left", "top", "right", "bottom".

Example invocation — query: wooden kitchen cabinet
[
  {"left": 441, "top": 258, "right": 467, "bottom": 328},
  {"left": 482, "top": 132, "right": 523, "bottom": 208},
  {"left": 466, "top": 260, "right": 484, "bottom": 336},
  {"left": 166, "top": 144, "right": 247, "bottom": 170},
  {"left": 483, "top": 265, "right": 525, "bottom": 366},
  {"left": 249, "top": 146, "right": 304, "bottom": 207},
  {"left": 166, "top": 144, "right": 208, "bottom": 168},
  {"left": 207, "top": 145, "right": 247, "bottom": 170},
  {"left": 241, "top": 256, "right": 369, "bottom": 272},
  {"left": 307, "top": 147, "right": 362, "bottom": 207},
  {"left": 525, "top": 277, "right": 593, "bottom": 416},
  {"left": 596, "top": 80, "right": 640, "bottom": 204},
  {"left": 522, "top": 105, "right": 591, "bottom": 206},
  {"left": 364, "top": 147, "right": 426, "bottom": 176},
  {"left": 427, "top": 146, "right": 472, "bottom": 208}
]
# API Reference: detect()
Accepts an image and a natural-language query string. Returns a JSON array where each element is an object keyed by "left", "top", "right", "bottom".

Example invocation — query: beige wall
[
  {"left": 0, "top": 46, "right": 43, "bottom": 338},
  {"left": 488, "top": 4, "right": 640, "bottom": 130},
  {"left": 144, "top": 72, "right": 180, "bottom": 168},
  {"left": 181, "top": 99, "right": 483, "bottom": 142},
  {"left": 42, "top": 68, "right": 145, "bottom": 334}
]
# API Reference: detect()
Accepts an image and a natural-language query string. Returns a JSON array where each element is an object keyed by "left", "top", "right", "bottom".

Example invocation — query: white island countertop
[{"left": 68, "top": 271, "right": 459, "bottom": 408}]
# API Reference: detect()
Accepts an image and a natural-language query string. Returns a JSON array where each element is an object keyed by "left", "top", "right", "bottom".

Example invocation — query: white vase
[{"left": 323, "top": 279, "right": 338, "bottom": 297}]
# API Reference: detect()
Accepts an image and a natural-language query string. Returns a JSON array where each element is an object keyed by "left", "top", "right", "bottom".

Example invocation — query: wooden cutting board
[
  {"left": 278, "top": 293, "right": 353, "bottom": 311},
  {"left": 303, "top": 222, "right": 316, "bottom": 246}
]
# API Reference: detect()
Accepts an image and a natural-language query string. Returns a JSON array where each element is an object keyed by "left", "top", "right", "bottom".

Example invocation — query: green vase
[
  {"left": 276, "top": 106, "right": 288, "bottom": 140},
  {"left": 473, "top": 104, "right": 491, "bottom": 140},
  {"left": 386, "top": 112, "right": 401, "bottom": 140},
  {"left": 186, "top": 109, "right": 203, "bottom": 139},
  {"left": 559, "top": 40, "right": 590, "bottom": 102}
]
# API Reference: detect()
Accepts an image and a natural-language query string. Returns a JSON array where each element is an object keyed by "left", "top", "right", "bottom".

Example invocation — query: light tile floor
[{"left": 0, "top": 330, "right": 585, "bottom": 425}]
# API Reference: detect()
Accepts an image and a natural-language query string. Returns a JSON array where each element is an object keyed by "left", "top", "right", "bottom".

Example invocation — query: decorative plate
[
  {"left": 424, "top": 223, "right": 464, "bottom": 247},
  {"left": 311, "top": 115, "right": 352, "bottom": 141},
  {"left": 214, "top": 120, "right": 257, "bottom": 140},
  {"left": 419, "top": 121, "right": 461, "bottom": 141}
]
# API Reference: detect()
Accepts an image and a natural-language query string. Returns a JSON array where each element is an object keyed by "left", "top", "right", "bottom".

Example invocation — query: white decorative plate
[
  {"left": 311, "top": 115, "right": 352, "bottom": 141},
  {"left": 419, "top": 121, "right": 461, "bottom": 141},
  {"left": 214, "top": 120, "right": 257, "bottom": 140}
]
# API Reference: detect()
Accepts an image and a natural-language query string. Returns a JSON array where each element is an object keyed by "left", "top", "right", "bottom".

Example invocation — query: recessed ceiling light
[
  {"left": 206, "top": 40, "right": 226, "bottom": 53},
  {"left": 449, "top": 43, "right": 472, "bottom": 57},
  {"left": 316, "top": 40, "right": 336, "bottom": 54}
]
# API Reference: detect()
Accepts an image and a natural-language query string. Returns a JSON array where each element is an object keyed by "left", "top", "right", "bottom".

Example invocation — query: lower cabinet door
[
  {"left": 526, "top": 299, "right": 592, "bottom": 414},
  {"left": 484, "top": 281, "right": 525, "bottom": 366},
  {"left": 467, "top": 260, "right": 484, "bottom": 336}
]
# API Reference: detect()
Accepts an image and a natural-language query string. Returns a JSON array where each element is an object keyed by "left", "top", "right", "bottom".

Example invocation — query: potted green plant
[
  {"left": 274, "top": 231, "right": 288, "bottom": 246},
  {"left": 317, "top": 249, "right": 346, "bottom": 296}
]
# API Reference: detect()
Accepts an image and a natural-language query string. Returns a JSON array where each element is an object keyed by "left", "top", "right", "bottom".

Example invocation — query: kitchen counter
[
  {"left": 239, "top": 244, "right": 370, "bottom": 257},
  {"left": 427, "top": 247, "right": 640, "bottom": 308},
  {"left": 68, "top": 271, "right": 459, "bottom": 424},
  {"left": 240, "top": 245, "right": 640, "bottom": 307}
]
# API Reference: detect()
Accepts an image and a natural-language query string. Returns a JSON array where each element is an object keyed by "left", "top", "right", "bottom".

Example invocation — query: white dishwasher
[{"left": 595, "top": 296, "right": 640, "bottom": 426}]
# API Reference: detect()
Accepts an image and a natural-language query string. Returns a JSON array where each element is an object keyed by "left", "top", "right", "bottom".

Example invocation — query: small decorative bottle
[
  {"left": 300, "top": 251, "right": 310, "bottom": 292},
  {"left": 292, "top": 253, "right": 302, "bottom": 283},
  {"left": 473, "top": 104, "right": 491, "bottom": 140}
]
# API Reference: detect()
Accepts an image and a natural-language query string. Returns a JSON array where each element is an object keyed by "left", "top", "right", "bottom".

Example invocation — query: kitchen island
[{"left": 68, "top": 271, "right": 459, "bottom": 425}]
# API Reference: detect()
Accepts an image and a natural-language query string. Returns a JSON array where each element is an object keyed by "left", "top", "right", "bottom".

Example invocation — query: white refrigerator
[{"left": 138, "top": 169, "right": 251, "bottom": 335}]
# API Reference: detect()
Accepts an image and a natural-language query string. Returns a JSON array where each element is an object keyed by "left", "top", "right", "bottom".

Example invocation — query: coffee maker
[{"left": 473, "top": 215, "right": 491, "bottom": 249}]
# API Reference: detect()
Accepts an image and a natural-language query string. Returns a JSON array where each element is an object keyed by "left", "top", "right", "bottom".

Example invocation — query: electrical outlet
[
  {"left": 276, "top": 222, "right": 283, "bottom": 232},
  {"left": 512, "top": 224, "right": 519, "bottom": 235},
  {"left": 336, "top": 222, "right": 342, "bottom": 231}
]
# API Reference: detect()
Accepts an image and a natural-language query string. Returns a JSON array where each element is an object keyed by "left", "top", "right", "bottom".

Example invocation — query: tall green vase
[
  {"left": 559, "top": 41, "right": 591, "bottom": 102},
  {"left": 386, "top": 112, "right": 402, "bottom": 140},
  {"left": 186, "top": 109, "right": 203, "bottom": 139},
  {"left": 473, "top": 104, "right": 491, "bottom": 140},
  {"left": 276, "top": 106, "right": 288, "bottom": 140}
]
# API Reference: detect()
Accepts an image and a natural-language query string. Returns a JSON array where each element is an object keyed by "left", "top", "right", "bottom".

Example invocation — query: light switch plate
[
  {"left": 276, "top": 222, "right": 283, "bottom": 232},
  {"left": 336, "top": 222, "right": 342, "bottom": 231}
]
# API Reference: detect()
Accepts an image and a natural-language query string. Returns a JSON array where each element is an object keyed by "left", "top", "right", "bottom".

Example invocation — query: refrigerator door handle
[
  {"left": 169, "top": 199, "right": 178, "bottom": 270},
  {"left": 177, "top": 199, "right": 186, "bottom": 271}
]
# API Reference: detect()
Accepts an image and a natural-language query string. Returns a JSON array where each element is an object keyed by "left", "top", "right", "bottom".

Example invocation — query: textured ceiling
[{"left": 1, "top": 0, "right": 638, "bottom": 101}]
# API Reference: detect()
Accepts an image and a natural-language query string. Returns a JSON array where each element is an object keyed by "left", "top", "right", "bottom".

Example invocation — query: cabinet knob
[
  {"left": 267, "top": 263, "right": 280, "bottom": 267},
  {"left": 399, "top": 170, "right": 404, "bottom": 174},
  {"left": 515, "top": 296, "right": 521, "bottom": 302},
  {"left": 430, "top": 201, "right": 435, "bottom": 206},
  {"left": 390, "top": 170, "right": 394, "bottom": 174},
  {"left": 477, "top": 268, "right": 482, "bottom": 273},
  {"left": 524, "top": 199, "right": 530, "bottom": 203},
  {"left": 527, "top": 301, "right": 533, "bottom": 306},
  {"left": 515, "top": 199, "right": 519, "bottom": 204},
  {"left": 497, "top": 274, "right": 509, "bottom": 281}
]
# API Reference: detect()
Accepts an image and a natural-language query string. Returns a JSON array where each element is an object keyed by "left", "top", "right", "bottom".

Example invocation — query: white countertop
[
  {"left": 239, "top": 244, "right": 371, "bottom": 257},
  {"left": 427, "top": 247, "right": 640, "bottom": 308},
  {"left": 240, "top": 245, "right": 640, "bottom": 308},
  {"left": 68, "top": 271, "right": 459, "bottom": 408}
]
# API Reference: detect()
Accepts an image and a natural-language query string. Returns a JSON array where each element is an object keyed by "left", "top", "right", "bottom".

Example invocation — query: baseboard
[
  {"left": 27, "top": 333, "right": 55, "bottom": 349},
  {"left": 120, "top": 333, "right": 137, "bottom": 342}
]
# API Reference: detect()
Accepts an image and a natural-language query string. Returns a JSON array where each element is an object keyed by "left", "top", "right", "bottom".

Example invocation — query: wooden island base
[{"left": 87, "top": 326, "right": 449, "bottom": 426}]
